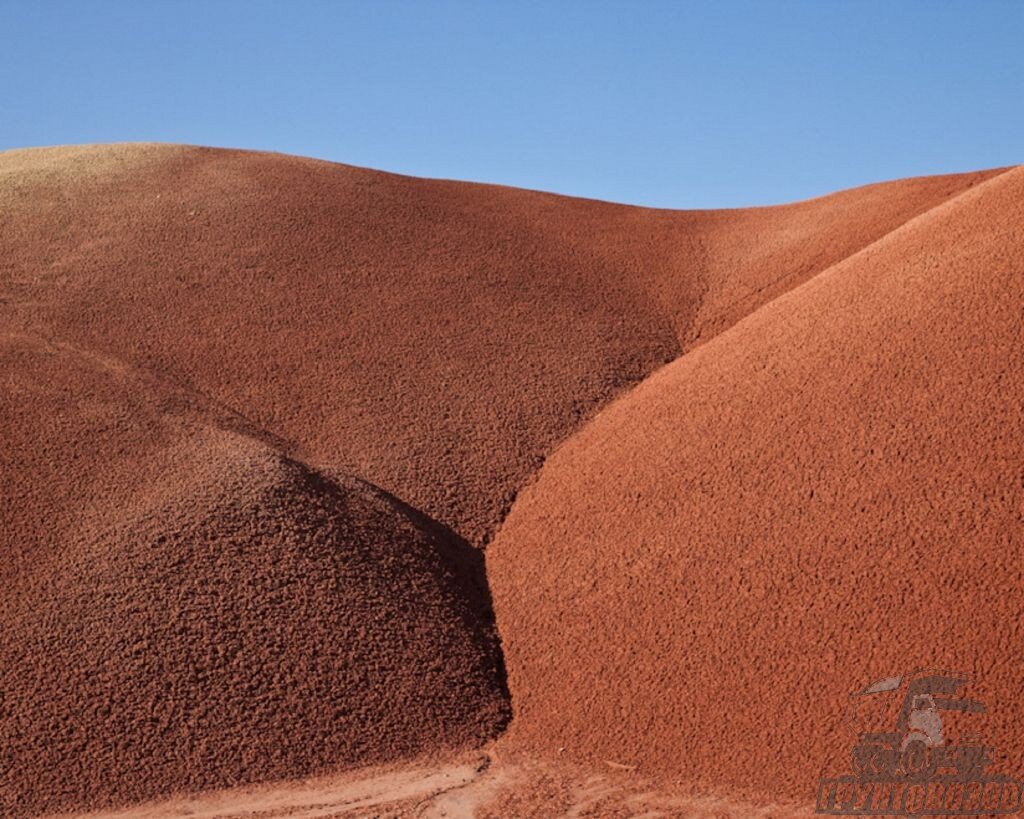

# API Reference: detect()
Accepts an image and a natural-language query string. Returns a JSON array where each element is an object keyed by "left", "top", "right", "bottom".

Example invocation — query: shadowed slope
[
  {"left": 489, "top": 166, "right": 1024, "bottom": 804},
  {"left": 0, "top": 339, "right": 508, "bottom": 817},
  {"left": 0, "top": 144, "right": 999, "bottom": 546}
]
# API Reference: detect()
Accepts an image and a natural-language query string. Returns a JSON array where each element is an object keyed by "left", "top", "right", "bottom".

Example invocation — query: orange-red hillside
[
  {"left": 490, "top": 165, "right": 1024, "bottom": 804},
  {"left": 0, "top": 143, "right": 1014, "bottom": 815},
  {"left": 0, "top": 335, "right": 507, "bottom": 817},
  {"left": 0, "top": 144, "right": 997, "bottom": 547}
]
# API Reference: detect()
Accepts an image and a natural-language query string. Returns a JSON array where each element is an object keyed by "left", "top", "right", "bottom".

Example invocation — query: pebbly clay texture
[
  {"left": 489, "top": 166, "right": 1024, "bottom": 804},
  {"left": 0, "top": 143, "right": 1015, "bottom": 814},
  {"left": 0, "top": 338, "right": 508, "bottom": 816}
]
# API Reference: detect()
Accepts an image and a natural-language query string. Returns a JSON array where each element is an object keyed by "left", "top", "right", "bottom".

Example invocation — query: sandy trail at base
[
  {"left": 62, "top": 751, "right": 813, "bottom": 819},
  {"left": 2, "top": 143, "right": 1018, "bottom": 816}
]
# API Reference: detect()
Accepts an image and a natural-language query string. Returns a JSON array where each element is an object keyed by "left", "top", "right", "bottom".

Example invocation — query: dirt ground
[{"left": 65, "top": 749, "right": 813, "bottom": 819}]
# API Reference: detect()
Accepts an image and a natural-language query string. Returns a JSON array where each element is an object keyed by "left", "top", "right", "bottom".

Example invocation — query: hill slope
[
  {"left": 0, "top": 144, "right": 998, "bottom": 546},
  {"left": 0, "top": 144, "right": 1013, "bottom": 814},
  {"left": 489, "top": 166, "right": 1024, "bottom": 804},
  {"left": 0, "top": 335, "right": 508, "bottom": 817}
]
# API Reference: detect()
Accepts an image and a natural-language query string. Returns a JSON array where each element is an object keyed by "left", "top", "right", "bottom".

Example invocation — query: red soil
[
  {"left": 490, "top": 165, "right": 1024, "bottom": 803},
  {"left": 0, "top": 145, "right": 997, "bottom": 547},
  {"left": 0, "top": 336, "right": 507, "bottom": 815},
  {"left": 0, "top": 143, "right": 1015, "bottom": 814}
]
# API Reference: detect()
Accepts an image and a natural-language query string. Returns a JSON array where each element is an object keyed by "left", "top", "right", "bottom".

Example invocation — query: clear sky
[{"left": 1, "top": 1, "right": 1020, "bottom": 208}]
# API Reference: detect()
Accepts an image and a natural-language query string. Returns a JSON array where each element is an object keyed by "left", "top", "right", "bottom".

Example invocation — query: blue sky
[{"left": 1, "top": 1, "right": 1020, "bottom": 208}]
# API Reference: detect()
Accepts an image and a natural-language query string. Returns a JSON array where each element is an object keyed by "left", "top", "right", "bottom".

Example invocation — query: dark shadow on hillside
[{"left": 299, "top": 462, "right": 513, "bottom": 730}]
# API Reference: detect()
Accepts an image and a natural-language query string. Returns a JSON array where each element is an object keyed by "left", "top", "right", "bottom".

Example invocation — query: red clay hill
[
  {"left": 0, "top": 334, "right": 508, "bottom": 815},
  {"left": 490, "top": 165, "right": 1024, "bottom": 803},
  {"left": 0, "top": 143, "right": 1017, "bottom": 815}
]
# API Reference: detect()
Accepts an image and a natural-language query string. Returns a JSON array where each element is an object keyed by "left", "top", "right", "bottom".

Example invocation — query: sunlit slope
[{"left": 490, "top": 166, "right": 1024, "bottom": 803}]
